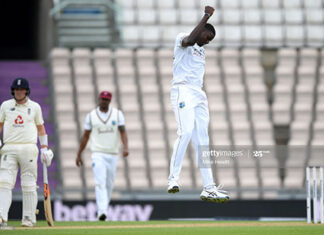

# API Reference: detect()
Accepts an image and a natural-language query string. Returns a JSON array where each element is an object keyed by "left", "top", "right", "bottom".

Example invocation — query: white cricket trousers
[
  {"left": 169, "top": 85, "right": 214, "bottom": 188},
  {"left": 0, "top": 144, "right": 38, "bottom": 222},
  {"left": 91, "top": 152, "right": 118, "bottom": 216}
]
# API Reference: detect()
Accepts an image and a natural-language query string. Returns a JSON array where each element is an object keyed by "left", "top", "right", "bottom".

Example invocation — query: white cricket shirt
[
  {"left": 0, "top": 98, "right": 44, "bottom": 144},
  {"left": 84, "top": 107, "right": 125, "bottom": 154},
  {"left": 172, "top": 33, "right": 206, "bottom": 89}
]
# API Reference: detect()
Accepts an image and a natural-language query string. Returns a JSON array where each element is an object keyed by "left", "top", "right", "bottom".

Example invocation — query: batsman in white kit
[
  {"left": 168, "top": 6, "right": 229, "bottom": 203},
  {"left": 76, "top": 91, "right": 129, "bottom": 221},
  {"left": 0, "top": 78, "right": 54, "bottom": 227}
]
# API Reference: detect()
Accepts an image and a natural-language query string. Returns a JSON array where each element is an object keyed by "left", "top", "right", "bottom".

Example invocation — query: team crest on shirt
[
  {"left": 179, "top": 101, "right": 185, "bottom": 109},
  {"left": 192, "top": 47, "right": 205, "bottom": 59},
  {"left": 112, "top": 120, "right": 117, "bottom": 126}
]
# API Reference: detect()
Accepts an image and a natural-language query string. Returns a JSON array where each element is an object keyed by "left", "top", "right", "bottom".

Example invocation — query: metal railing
[
  {"left": 50, "top": 0, "right": 120, "bottom": 17},
  {"left": 50, "top": 0, "right": 121, "bottom": 47}
]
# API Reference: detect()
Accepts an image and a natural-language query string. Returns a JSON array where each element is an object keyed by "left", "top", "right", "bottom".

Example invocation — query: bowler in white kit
[
  {"left": 76, "top": 91, "right": 129, "bottom": 221},
  {"left": 0, "top": 78, "right": 54, "bottom": 227},
  {"left": 168, "top": 6, "right": 229, "bottom": 203}
]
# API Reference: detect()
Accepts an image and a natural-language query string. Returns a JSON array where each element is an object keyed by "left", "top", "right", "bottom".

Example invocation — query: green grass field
[{"left": 2, "top": 220, "right": 324, "bottom": 235}]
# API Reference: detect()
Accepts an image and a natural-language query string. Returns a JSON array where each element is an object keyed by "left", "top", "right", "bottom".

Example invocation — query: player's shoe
[
  {"left": 98, "top": 213, "right": 107, "bottom": 221},
  {"left": 21, "top": 218, "right": 35, "bottom": 227},
  {"left": 0, "top": 217, "right": 8, "bottom": 228},
  {"left": 167, "top": 181, "right": 180, "bottom": 193},
  {"left": 0, "top": 217, "right": 15, "bottom": 230},
  {"left": 200, "top": 184, "right": 229, "bottom": 203},
  {"left": 0, "top": 222, "right": 7, "bottom": 227}
]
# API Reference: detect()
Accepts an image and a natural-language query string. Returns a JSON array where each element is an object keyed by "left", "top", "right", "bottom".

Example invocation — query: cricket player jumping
[
  {"left": 168, "top": 6, "right": 229, "bottom": 203},
  {"left": 76, "top": 91, "right": 129, "bottom": 221},
  {"left": 0, "top": 78, "right": 54, "bottom": 227}
]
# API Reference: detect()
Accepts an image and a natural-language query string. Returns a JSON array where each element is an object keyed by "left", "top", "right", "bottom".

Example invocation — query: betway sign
[{"left": 54, "top": 201, "right": 153, "bottom": 221}]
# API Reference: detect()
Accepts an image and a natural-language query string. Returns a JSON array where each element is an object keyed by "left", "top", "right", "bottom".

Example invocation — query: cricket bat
[{"left": 43, "top": 162, "right": 54, "bottom": 226}]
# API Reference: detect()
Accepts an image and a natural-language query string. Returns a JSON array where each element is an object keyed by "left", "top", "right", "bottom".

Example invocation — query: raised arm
[{"left": 182, "top": 6, "right": 215, "bottom": 47}]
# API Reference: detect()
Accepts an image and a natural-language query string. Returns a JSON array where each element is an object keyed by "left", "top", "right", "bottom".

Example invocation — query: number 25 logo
[{"left": 253, "top": 151, "right": 263, "bottom": 158}]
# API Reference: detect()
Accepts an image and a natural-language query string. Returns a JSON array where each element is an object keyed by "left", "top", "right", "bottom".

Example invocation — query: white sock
[
  {"left": 0, "top": 188, "right": 12, "bottom": 222},
  {"left": 204, "top": 184, "right": 216, "bottom": 191},
  {"left": 22, "top": 191, "right": 37, "bottom": 223}
]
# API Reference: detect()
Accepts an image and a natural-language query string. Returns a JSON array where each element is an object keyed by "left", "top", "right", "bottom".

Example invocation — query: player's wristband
[
  {"left": 39, "top": 135, "right": 48, "bottom": 147},
  {"left": 204, "top": 13, "right": 211, "bottom": 18}
]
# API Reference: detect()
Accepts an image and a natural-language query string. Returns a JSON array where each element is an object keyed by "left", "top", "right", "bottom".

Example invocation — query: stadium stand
[
  {"left": 112, "top": 0, "right": 324, "bottom": 48},
  {"left": 51, "top": 0, "right": 120, "bottom": 47},
  {"left": 0, "top": 62, "right": 59, "bottom": 198},
  {"left": 48, "top": 0, "right": 324, "bottom": 200}
]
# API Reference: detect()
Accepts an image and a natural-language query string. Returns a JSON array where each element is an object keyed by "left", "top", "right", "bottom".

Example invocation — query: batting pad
[
  {"left": 0, "top": 169, "right": 16, "bottom": 190},
  {"left": 21, "top": 172, "right": 37, "bottom": 191},
  {"left": 22, "top": 190, "right": 37, "bottom": 223},
  {"left": 0, "top": 188, "right": 12, "bottom": 221},
  {"left": 0, "top": 154, "right": 18, "bottom": 190},
  {"left": 22, "top": 173, "right": 38, "bottom": 224}
]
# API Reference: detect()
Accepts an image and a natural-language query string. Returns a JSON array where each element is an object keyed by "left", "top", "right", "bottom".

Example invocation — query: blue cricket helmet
[{"left": 11, "top": 78, "right": 30, "bottom": 96}]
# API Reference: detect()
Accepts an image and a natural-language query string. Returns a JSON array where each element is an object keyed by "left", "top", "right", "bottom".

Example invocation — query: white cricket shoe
[
  {"left": 0, "top": 217, "right": 15, "bottom": 230},
  {"left": 21, "top": 218, "right": 35, "bottom": 227},
  {"left": 0, "top": 217, "right": 8, "bottom": 228},
  {"left": 167, "top": 181, "right": 180, "bottom": 193},
  {"left": 200, "top": 184, "right": 230, "bottom": 203}
]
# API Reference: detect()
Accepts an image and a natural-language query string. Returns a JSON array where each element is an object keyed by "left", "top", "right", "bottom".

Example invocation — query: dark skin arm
[
  {"left": 119, "top": 125, "right": 129, "bottom": 157},
  {"left": 76, "top": 130, "right": 91, "bottom": 167},
  {"left": 182, "top": 6, "right": 215, "bottom": 47}
]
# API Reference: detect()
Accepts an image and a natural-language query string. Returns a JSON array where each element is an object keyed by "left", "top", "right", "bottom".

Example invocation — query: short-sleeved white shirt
[
  {"left": 84, "top": 107, "right": 125, "bottom": 130},
  {"left": 172, "top": 33, "right": 206, "bottom": 89},
  {"left": 0, "top": 98, "right": 44, "bottom": 144}
]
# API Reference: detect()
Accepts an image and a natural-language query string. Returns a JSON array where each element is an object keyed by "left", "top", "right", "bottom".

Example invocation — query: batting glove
[{"left": 41, "top": 148, "right": 54, "bottom": 167}]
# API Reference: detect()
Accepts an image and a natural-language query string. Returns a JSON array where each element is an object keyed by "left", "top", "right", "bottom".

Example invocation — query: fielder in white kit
[
  {"left": 0, "top": 78, "right": 54, "bottom": 227},
  {"left": 76, "top": 91, "right": 128, "bottom": 221},
  {"left": 168, "top": 6, "right": 229, "bottom": 203}
]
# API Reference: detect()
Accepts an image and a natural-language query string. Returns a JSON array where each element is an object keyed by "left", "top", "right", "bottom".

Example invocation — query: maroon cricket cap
[{"left": 99, "top": 91, "right": 112, "bottom": 100}]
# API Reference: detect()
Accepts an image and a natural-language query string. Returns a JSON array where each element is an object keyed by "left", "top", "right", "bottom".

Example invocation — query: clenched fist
[{"left": 205, "top": 6, "right": 215, "bottom": 16}]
